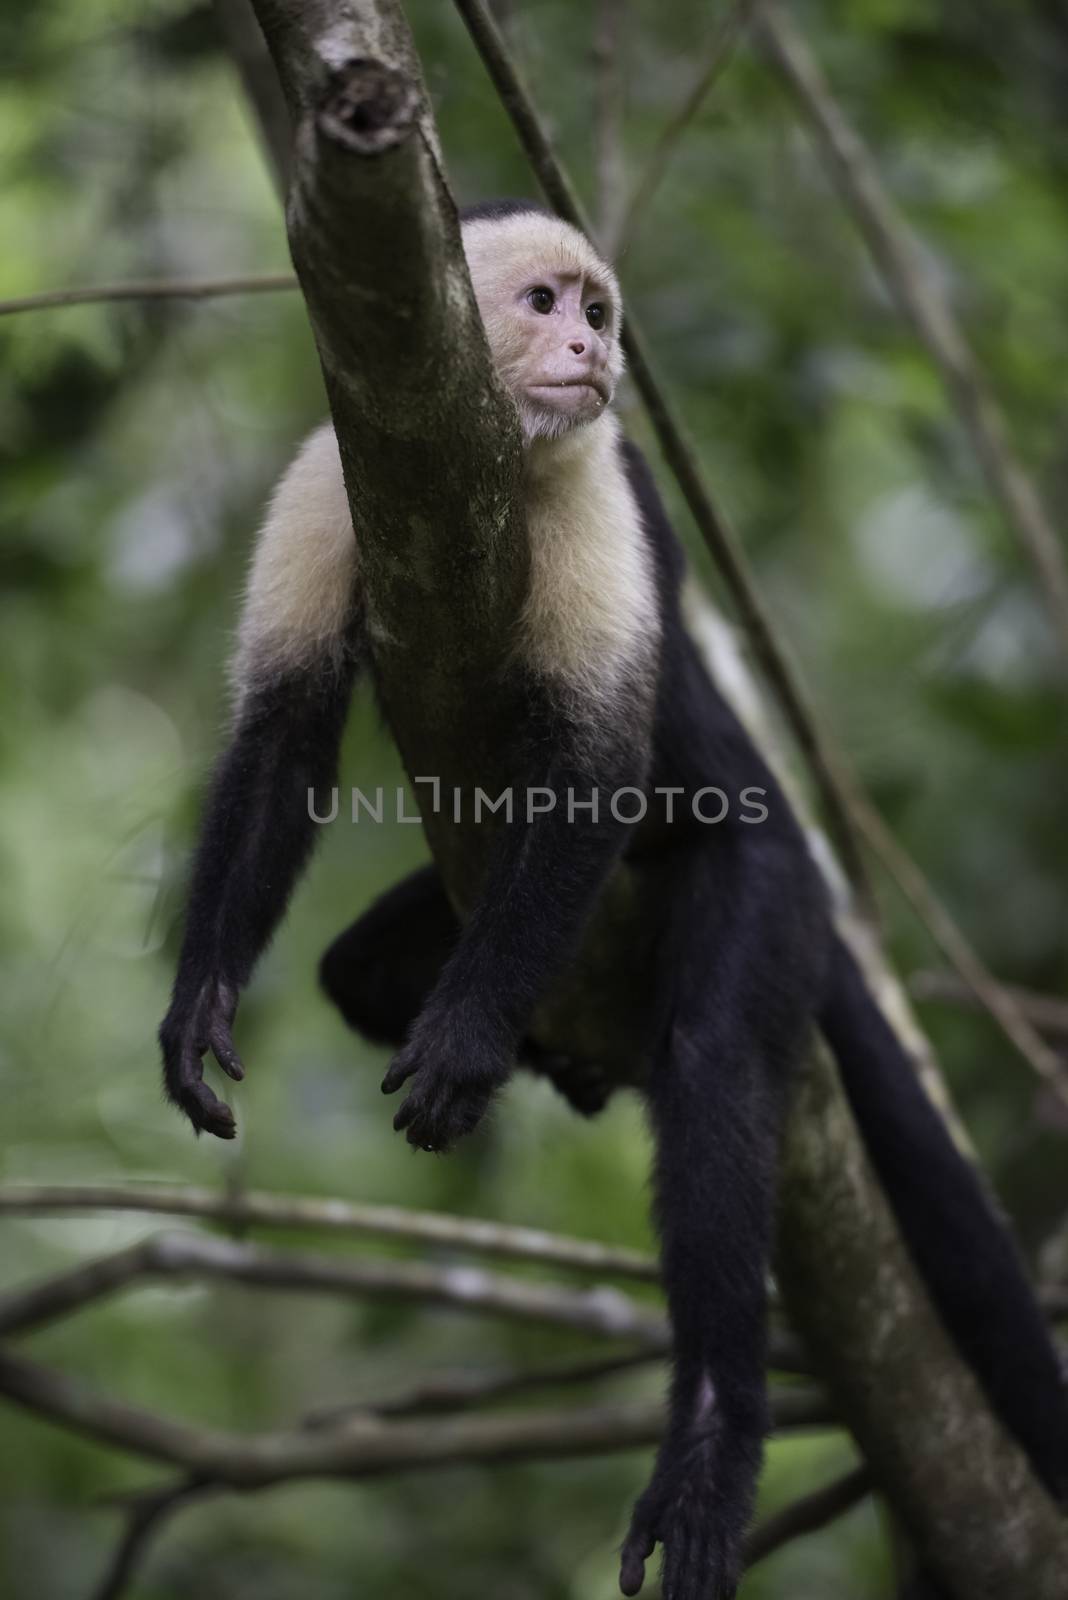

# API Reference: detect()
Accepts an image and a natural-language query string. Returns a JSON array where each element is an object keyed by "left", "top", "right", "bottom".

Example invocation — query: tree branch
[
  {"left": 0, "top": 1216, "right": 806, "bottom": 1372},
  {"left": 89, "top": 1476, "right": 209, "bottom": 1600},
  {"left": 591, "top": 0, "right": 628, "bottom": 256},
  {"left": 0, "top": 1231, "right": 667, "bottom": 1345},
  {"left": 303, "top": 1350, "right": 664, "bottom": 1426},
  {"left": 753, "top": 0, "right": 1068, "bottom": 668},
  {"left": 615, "top": 0, "right": 753, "bottom": 259},
  {"left": 0, "top": 1347, "right": 832, "bottom": 1488},
  {"left": 911, "top": 969, "right": 1068, "bottom": 1044},
  {"left": 0, "top": 274, "right": 298, "bottom": 317},
  {"left": 241, "top": 0, "right": 535, "bottom": 891},
  {"left": 0, "top": 1183, "right": 657, "bottom": 1279},
  {"left": 849, "top": 788, "right": 1068, "bottom": 1112},
  {"left": 742, "top": 1462, "right": 871, "bottom": 1569}
]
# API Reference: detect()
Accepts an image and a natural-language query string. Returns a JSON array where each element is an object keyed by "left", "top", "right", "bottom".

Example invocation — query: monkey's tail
[{"left": 820, "top": 933, "right": 1068, "bottom": 1503}]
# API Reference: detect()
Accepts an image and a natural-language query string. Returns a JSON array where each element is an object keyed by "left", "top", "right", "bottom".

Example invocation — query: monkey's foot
[
  {"left": 381, "top": 1008, "right": 509, "bottom": 1152},
  {"left": 620, "top": 1461, "right": 740, "bottom": 1600}
]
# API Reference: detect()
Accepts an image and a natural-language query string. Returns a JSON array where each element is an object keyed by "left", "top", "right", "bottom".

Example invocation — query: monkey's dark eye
[
  {"left": 527, "top": 286, "right": 555, "bottom": 314},
  {"left": 585, "top": 303, "right": 607, "bottom": 330}
]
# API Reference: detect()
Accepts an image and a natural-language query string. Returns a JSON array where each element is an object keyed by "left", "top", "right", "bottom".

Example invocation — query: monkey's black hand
[
  {"left": 381, "top": 1004, "right": 511, "bottom": 1152},
  {"left": 159, "top": 976, "right": 243, "bottom": 1140},
  {"left": 619, "top": 1449, "right": 739, "bottom": 1600}
]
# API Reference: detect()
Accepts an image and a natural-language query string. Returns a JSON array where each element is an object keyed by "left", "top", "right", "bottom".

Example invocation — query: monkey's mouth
[{"left": 528, "top": 378, "right": 609, "bottom": 405}]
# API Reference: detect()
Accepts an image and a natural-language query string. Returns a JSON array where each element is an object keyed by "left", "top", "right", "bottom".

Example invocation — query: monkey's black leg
[
  {"left": 621, "top": 829, "right": 827, "bottom": 1600},
  {"left": 321, "top": 864, "right": 615, "bottom": 1114},
  {"left": 320, "top": 865, "right": 459, "bottom": 1046}
]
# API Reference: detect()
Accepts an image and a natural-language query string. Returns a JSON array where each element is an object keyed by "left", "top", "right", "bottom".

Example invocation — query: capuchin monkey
[{"left": 160, "top": 200, "right": 1068, "bottom": 1597}]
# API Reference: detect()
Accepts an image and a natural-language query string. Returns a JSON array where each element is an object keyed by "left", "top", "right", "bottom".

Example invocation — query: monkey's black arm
[
  {"left": 382, "top": 689, "right": 645, "bottom": 1150},
  {"left": 160, "top": 644, "right": 361, "bottom": 1137}
]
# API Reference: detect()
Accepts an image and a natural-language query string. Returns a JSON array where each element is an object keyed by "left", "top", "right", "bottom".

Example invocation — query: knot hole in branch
[{"left": 317, "top": 58, "right": 420, "bottom": 155}]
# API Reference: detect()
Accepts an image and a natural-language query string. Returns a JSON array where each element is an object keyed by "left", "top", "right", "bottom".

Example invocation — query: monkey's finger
[
  {"left": 618, "top": 1525, "right": 655, "bottom": 1597},
  {"left": 381, "top": 1054, "right": 417, "bottom": 1095},
  {"left": 180, "top": 1079, "right": 237, "bottom": 1141},
  {"left": 392, "top": 1094, "right": 418, "bottom": 1132},
  {"left": 210, "top": 1025, "right": 245, "bottom": 1082}
]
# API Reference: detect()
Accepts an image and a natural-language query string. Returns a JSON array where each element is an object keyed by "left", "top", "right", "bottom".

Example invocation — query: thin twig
[
  {"left": 303, "top": 1350, "right": 661, "bottom": 1426},
  {"left": 0, "top": 1348, "right": 834, "bottom": 1487},
  {"left": 452, "top": 0, "right": 873, "bottom": 906},
  {"left": 0, "top": 274, "right": 298, "bottom": 318},
  {"left": 910, "top": 970, "right": 1068, "bottom": 1043},
  {"left": 0, "top": 1231, "right": 667, "bottom": 1344},
  {"left": 850, "top": 794, "right": 1068, "bottom": 1112},
  {"left": 743, "top": 1463, "right": 872, "bottom": 1568},
  {"left": 0, "top": 1183, "right": 658, "bottom": 1279},
  {"left": 450, "top": 0, "right": 1068, "bottom": 1107},
  {"left": 592, "top": 0, "right": 628, "bottom": 256},
  {"left": 307, "top": 1329, "right": 808, "bottom": 1428},
  {"left": 753, "top": 0, "right": 1068, "bottom": 667},
  {"left": 90, "top": 1476, "right": 208, "bottom": 1600},
  {"left": 615, "top": 0, "right": 753, "bottom": 259}
]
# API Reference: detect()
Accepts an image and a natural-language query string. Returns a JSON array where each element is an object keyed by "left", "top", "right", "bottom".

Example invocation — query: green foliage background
[{"left": 2, "top": 1, "right": 1066, "bottom": 1594}]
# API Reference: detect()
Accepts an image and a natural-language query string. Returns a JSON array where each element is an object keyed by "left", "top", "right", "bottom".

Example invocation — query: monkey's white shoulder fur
[{"left": 234, "top": 413, "right": 656, "bottom": 713}]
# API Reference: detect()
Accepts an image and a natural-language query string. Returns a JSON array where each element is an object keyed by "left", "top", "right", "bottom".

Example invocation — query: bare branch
[
  {"left": 304, "top": 1350, "right": 662, "bottom": 1426},
  {"left": 592, "top": 0, "right": 628, "bottom": 256},
  {"left": 89, "top": 1348, "right": 790, "bottom": 1600},
  {"left": 0, "top": 1231, "right": 667, "bottom": 1344},
  {"left": 90, "top": 1477, "right": 208, "bottom": 1600},
  {"left": 0, "top": 1348, "right": 833, "bottom": 1487},
  {"left": 0, "top": 1221, "right": 806, "bottom": 1373},
  {"left": 743, "top": 1463, "right": 871, "bottom": 1569},
  {"left": 309, "top": 1333, "right": 808, "bottom": 1427},
  {"left": 753, "top": 0, "right": 1068, "bottom": 667},
  {"left": 0, "top": 274, "right": 297, "bottom": 318},
  {"left": 849, "top": 791, "right": 1068, "bottom": 1113},
  {"left": 911, "top": 970, "right": 1068, "bottom": 1044},
  {"left": 0, "top": 1183, "right": 657, "bottom": 1280},
  {"left": 615, "top": 0, "right": 753, "bottom": 259},
  {"left": 78, "top": 1357, "right": 819, "bottom": 1598}
]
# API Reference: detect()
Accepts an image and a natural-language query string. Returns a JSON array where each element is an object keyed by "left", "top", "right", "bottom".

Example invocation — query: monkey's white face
[{"left": 462, "top": 213, "right": 624, "bottom": 444}]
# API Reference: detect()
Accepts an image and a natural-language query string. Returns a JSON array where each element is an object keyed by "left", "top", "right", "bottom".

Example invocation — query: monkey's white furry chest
[{"left": 516, "top": 422, "right": 658, "bottom": 706}]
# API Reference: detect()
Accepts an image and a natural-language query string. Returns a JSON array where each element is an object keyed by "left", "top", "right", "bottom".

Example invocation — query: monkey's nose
[{"left": 568, "top": 338, "right": 587, "bottom": 355}]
